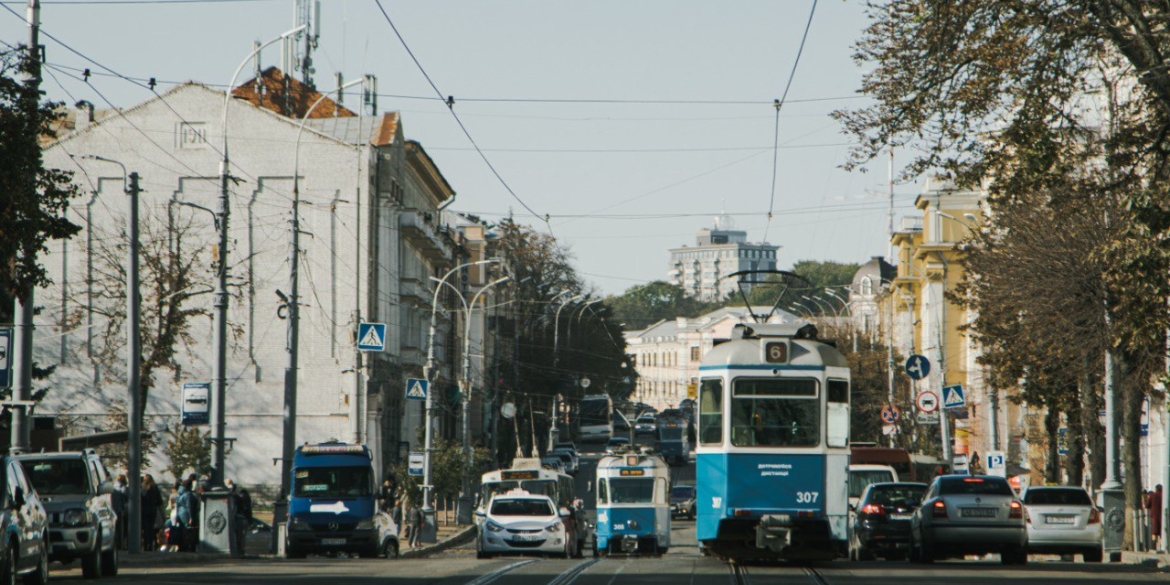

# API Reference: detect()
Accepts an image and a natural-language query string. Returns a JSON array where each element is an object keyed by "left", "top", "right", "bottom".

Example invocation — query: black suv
[
  {"left": 1, "top": 456, "right": 49, "bottom": 584},
  {"left": 16, "top": 451, "right": 118, "bottom": 578}
]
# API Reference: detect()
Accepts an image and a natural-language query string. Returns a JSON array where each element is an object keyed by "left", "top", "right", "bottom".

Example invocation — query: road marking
[
  {"left": 803, "top": 566, "right": 830, "bottom": 585},
  {"left": 464, "top": 559, "right": 537, "bottom": 585},
  {"left": 604, "top": 559, "right": 627, "bottom": 585}
]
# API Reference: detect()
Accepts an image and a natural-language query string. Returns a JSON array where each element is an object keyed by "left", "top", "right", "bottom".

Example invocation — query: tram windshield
[
  {"left": 606, "top": 478, "right": 655, "bottom": 504},
  {"left": 730, "top": 378, "right": 819, "bottom": 447}
]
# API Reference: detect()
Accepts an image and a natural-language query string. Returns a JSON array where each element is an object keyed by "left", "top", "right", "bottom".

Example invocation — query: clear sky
[{"left": 1, "top": 0, "right": 922, "bottom": 295}]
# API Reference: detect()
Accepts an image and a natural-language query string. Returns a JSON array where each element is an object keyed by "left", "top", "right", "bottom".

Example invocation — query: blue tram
[
  {"left": 593, "top": 449, "right": 671, "bottom": 556},
  {"left": 695, "top": 322, "right": 851, "bottom": 562}
]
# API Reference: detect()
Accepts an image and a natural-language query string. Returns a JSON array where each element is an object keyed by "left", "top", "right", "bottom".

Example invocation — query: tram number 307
[{"left": 795, "top": 491, "right": 819, "bottom": 503}]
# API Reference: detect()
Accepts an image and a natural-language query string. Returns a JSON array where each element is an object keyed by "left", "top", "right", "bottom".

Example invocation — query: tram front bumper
[{"left": 756, "top": 514, "right": 794, "bottom": 553}]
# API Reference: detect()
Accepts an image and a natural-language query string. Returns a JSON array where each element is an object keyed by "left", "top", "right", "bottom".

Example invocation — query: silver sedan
[
  {"left": 1022, "top": 486, "right": 1103, "bottom": 562},
  {"left": 909, "top": 475, "right": 1027, "bottom": 565}
]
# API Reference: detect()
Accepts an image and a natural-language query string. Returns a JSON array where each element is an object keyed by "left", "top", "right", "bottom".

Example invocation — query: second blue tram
[
  {"left": 593, "top": 449, "right": 671, "bottom": 556},
  {"left": 695, "top": 322, "right": 851, "bottom": 562}
]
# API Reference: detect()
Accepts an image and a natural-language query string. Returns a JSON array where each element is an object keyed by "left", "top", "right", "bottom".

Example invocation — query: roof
[
  {"left": 231, "top": 67, "right": 357, "bottom": 119},
  {"left": 851, "top": 256, "right": 896, "bottom": 291},
  {"left": 303, "top": 112, "right": 399, "bottom": 146}
]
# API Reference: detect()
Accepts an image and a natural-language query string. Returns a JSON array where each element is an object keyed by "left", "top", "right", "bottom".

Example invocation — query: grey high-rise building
[{"left": 667, "top": 215, "right": 780, "bottom": 300}]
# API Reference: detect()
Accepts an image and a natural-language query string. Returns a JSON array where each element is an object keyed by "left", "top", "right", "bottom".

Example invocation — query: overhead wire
[
  {"left": 763, "top": 0, "right": 818, "bottom": 243},
  {"left": 371, "top": 0, "right": 549, "bottom": 231}
]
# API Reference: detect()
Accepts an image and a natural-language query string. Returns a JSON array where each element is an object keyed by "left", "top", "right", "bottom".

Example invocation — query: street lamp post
[
  {"left": 278, "top": 76, "right": 366, "bottom": 502},
  {"left": 213, "top": 24, "right": 306, "bottom": 487},
  {"left": 422, "top": 258, "right": 498, "bottom": 543},
  {"left": 552, "top": 293, "right": 584, "bottom": 446},
  {"left": 76, "top": 155, "right": 142, "bottom": 553},
  {"left": 458, "top": 275, "right": 510, "bottom": 523},
  {"left": 822, "top": 288, "right": 856, "bottom": 353}
]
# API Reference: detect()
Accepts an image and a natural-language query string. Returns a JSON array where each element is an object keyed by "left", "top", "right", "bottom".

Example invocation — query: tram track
[
  {"left": 464, "top": 558, "right": 600, "bottom": 585},
  {"left": 726, "top": 562, "right": 831, "bottom": 585}
]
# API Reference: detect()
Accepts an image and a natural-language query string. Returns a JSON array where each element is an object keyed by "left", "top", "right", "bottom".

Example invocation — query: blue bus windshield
[{"left": 293, "top": 467, "right": 371, "bottom": 498}]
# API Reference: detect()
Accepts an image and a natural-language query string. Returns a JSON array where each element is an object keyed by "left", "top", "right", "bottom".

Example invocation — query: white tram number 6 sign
[{"left": 765, "top": 342, "right": 788, "bottom": 364}]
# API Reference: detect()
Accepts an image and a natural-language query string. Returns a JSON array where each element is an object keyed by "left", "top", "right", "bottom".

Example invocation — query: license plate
[
  {"left": 321, "top": 538, "right": 346, "bottom": 546},
  {"left": 960, "top": 508, "right": 996, "bottom": 518},
  {"left": 511, "top": 534, "right": 540, "bottom": 542},
  {"left": 890, "top": 514, "right": 912, "bottom": 520},
  {"left": 1045, "top": 515, "right": 1075, "bottom": 525}
]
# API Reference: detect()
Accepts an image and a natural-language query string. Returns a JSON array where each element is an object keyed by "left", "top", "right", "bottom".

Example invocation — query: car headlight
[
  {"left": 62, "top": 508, "right": 89, "bottom": 527},
  {"left": 355, "top": 519, "right": 376, "bottom": 531},
  {"left": 288, "top": 517, "right": 310, "bottom": 531},
  {"left": 485, "top": 521, "right": 504, "bottom": 533},
  {"left": 546, "top": 522, "right": 563, "bottom": 533}
]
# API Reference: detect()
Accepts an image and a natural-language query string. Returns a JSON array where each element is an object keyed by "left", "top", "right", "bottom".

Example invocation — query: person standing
[
  {"left": 1148, "top": 484, "right": 1163, "bottom": 551},
  {"left": 111, "top": 474, "right": 127, "bottom": 550},
  {"left": 407, "top": 502, "right": 423, "bottom": 548},
  {"left": 141, "top": 475, "right": 164, "bottom": 549}
]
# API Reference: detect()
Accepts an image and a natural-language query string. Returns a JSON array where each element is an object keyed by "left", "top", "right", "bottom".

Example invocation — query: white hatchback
[
  {"left": 1022, "top": 486, "right": 1103, "bottom": 562},
  {"left": 476, "top": 492, "right": 573, "bottom": 559}
]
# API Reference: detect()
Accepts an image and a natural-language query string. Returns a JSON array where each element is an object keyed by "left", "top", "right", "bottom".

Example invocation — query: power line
[
  {"left": 372, "top": 0, "right": 547, "bottom": 229},
  {"left": 764, "top": 0, "right": 818, "bottom": 243}
]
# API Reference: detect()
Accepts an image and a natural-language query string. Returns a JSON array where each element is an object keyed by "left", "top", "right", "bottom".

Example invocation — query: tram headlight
[
  {"left": 485, "top": 521, "right": 504, "bottom": 533},
  {"left": 627, "top": 520, "right": 640, "bottom": 530}
]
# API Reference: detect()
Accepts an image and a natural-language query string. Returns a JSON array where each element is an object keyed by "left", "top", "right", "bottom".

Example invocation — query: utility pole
[
  {"left": 10, "top": 0, "right": 42, "bottom": 457},
  {"left": 126, "top": 172, "right": 142, "bottom": 553}
]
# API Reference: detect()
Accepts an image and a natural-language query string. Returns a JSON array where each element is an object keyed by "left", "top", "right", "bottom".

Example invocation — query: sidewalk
[{"left": 115, "top": 521, "right": 476, "bottom": 566}]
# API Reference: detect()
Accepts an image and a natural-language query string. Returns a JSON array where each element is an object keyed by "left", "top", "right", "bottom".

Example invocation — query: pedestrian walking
[
  {"left": 140, "top": 474, "right": 164, "bottom": 549},
  {"left": 407, "top": 503, "right": 423, "bottom": 548}
]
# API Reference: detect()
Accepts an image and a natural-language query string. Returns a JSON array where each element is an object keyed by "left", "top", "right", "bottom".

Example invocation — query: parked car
[
  {"left": 0, "top": 457, "right": 50, "bottom": 584},
  {"left": 669, "top": 484, "right": 696, "bottom": 520},
  {"left": 1022, "top": 486, "right": 1103, "bottom": 562},
  {"left": 553, "top": 442, "right": 578, "bottom": 457},
  {"left": 909, "top": 475, "right": 1027, "bottom": 565},
  {"left": 475, "top": 491, "right": 574, "bottom": 559},
  {"left": 548, "top": 449, "right": 579, "bottom": 475},
  {"left": 634, "top": 415, "right": 657, "bottom": 436},
  {"left": 16, "top": 450, "right": 119, "bottom": 578},
  {"left": 605, "top": 436, "right": 630, "bottom": 453},
  {"left": 849, "top": 482, "right": 927, "bottom": 561}
]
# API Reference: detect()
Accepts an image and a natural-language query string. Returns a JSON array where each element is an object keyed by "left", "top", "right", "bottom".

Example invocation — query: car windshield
[
  {"left": 1024, "top": 488, "right": 1092, "bottom": 506},
  {"left": 866, "top": 484, "right": 925, "bottom": 506},
  {"left": 608, "top": 478, "right": 655, "bottom": 504},
  {"left": 938, "top": 477, "right": 1014, "bottom": 496},
  {"left": 491, "top": 498, "right": 553, "bottom": 516},
  {"left": 293, "top": 466, "right": 371, "bottom": 498},
  {"left": 849, "top": 470, "right": 896, "bottom": 498},
  {"left": 24, "top": 458, "right": 90, "bottom": 495},
  {"left": 671, "top": 486, "right": 695, "bottom": 499}
]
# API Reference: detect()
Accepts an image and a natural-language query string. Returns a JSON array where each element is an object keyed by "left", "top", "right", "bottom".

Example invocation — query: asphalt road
[{"left": 45, "top": 439, "right": 1166, "bottom": 584}]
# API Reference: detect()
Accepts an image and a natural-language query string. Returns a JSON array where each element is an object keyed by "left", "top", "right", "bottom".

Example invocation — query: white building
[
  {"left": 36, "top": 69, "right": 486, "bottom": 496},
  {"left": 625, "top": 307, "right": 799, "bottom": 410},
  {"left": 667, "top": 215, "right": 780, "bottom": 301}
]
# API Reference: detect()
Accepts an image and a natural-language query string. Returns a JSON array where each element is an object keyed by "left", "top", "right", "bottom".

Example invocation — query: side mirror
[
  {"left": 586, "top": 481, "right": 592, "bottom": 493},
  {"left": 98, "top": 480, "right": 115, "bottom": 495},
  {"left": 12, "top": 487, "right": 25, "bottom": 509},
  {"left": 474, "top": 509, "right": 486, "bottom": 517},
  {"left": 849, "top": 503, "right": 856, "bottom": 512}
]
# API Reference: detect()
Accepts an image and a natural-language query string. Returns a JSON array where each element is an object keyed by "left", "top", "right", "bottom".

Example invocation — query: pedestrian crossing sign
[
  {"left": 406, "top": 378, "right": 428, "bottom": 401},
  {"left": 942, "top": 384, "right": 966, "bottom": 409},
  {"left": 357, "top": 322, "right": 386, "bottom": 351}
]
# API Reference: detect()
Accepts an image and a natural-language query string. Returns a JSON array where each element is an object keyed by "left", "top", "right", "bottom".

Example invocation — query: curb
[
  {"left": 400, "top": 525, "right": 476, "bottom": 559},
  {"left": 1122, "top": 550, "right": 1170, "bottom": 569},
  {"left": 117, "top": 551, "right": 237, "bottom": 567}
]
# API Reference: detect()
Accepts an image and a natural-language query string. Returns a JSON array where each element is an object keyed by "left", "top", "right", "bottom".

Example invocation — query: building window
[{"left": 690, "top": 346, "right": 700, "bottom": 361}]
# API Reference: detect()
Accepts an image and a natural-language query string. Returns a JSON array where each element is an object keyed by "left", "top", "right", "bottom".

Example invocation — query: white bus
[{"left": 579, "top": 394, "right": 614, "bottom": 442}]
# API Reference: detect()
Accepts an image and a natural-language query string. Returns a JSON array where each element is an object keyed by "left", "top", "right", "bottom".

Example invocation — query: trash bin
[
  {"left": 200, "top": 487, "right": 240, "bottom": 555},
  {"left": 1099, "top": 487, "right": 1125, "bottom": 562},
  {"left": 272, "top": 499, "right": 288, "bottom": 556}
]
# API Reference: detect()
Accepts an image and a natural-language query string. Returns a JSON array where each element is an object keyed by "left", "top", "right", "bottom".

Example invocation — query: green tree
[
  {"left": 606, "top": 281, "right": 717, "bottom": 331},
  {"left": 0, "top": 45, "right": 82, "bottom": 301},
  {"left": 162, "top": 424, "right": 211, "bottom": 483},
  {"left": 838, "top": 0, "right": 1170, "bottom": 549}
]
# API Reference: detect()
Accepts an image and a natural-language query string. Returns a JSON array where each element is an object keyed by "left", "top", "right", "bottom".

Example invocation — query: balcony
[{"left": 399, "top": 209, "right": 453, "bottom": 261}]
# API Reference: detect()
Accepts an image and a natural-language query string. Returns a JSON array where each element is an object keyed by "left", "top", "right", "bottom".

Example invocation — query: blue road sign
[
  {"left": 942, "top": 384, "right": 966, "bottom": 409},
  {"left": 405, "top": 378, "right": 428, "bottom": 402},
  {"left": 357, "top": 322, "right": 387, "bottom": 352},
  {"left": 0, "top": 328, "right": 10, "bottom": 388},
  {"left": 408, "top": 452, "right": 424, "bottom": 477},
  {"left": 881, "top": 405, "right": 900, "bottom": 424},
  {"left": 1057, "top": 427, "right": 1068, "bottom": 455},
  {"left": 181, "top": 382, "right": 211, "bottom": 425},
  {"left": 905, "top": 354, "right": 931, "bottom": 380}
]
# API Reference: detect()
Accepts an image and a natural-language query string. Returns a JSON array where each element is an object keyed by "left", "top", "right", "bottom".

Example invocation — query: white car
[
  {"left": 634, "top": 415, "right": 657, "bottom": 436},
  {"left": 1022, "top": 486, "right": 1103, "bottom": 562},
  {"left": 475, "top": 492, "right": 574, "bottom": 559}
]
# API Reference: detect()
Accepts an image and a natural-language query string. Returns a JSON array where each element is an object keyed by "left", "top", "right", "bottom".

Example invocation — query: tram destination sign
[{"left": 619, "top": 468, "right": 645, "bottom": 476}]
